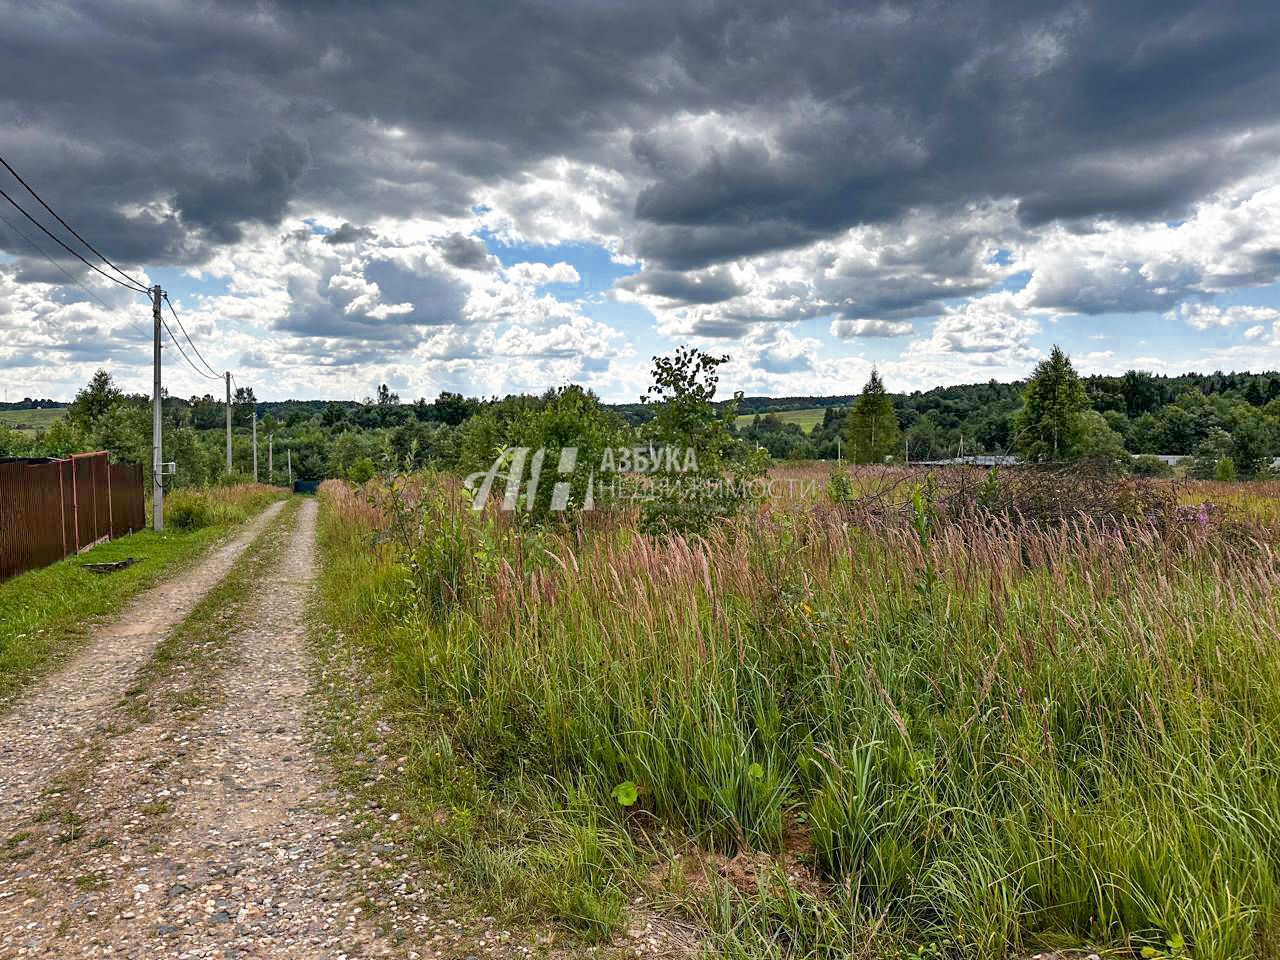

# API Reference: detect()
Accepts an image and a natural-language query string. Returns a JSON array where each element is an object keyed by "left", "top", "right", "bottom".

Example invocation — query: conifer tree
[{"left": 1013, "top": 346, "right": 1089, "bottom": 462}]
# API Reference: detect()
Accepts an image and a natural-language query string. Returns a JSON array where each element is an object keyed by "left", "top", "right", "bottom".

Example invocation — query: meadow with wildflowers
[{"left": 314, "top": 462, "right": 1280, "bottom": 960}]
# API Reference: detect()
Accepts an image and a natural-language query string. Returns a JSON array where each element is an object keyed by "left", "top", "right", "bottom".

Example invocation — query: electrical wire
[
  {"left": 0, "top": 155, "right": 234, "bottom": 408},
  {"left": 162, "top": 293, "right": 220, "bottom": 377},
  {"left": 0, "top": 211, "right": 151, "bottom": 340},
  {"left": 163, "top": 318, "right": 222, "bottom": 382},
  {"left": 160, "top": 315, "right": 222, "bottom": 381},
  {"left": 0, "top": 154, "right": 149, "bottom": 293},
  {"left": 0, "top": 185, "right": 149, "bottom": 294}
]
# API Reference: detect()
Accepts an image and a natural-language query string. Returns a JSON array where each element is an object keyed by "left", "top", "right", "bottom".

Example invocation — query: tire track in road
[
  {"left": 0, "top": 500, "right": 285, "bottom": 836},
  {"left": 1, "top": 497, "right": 541, "bottom": 959}
]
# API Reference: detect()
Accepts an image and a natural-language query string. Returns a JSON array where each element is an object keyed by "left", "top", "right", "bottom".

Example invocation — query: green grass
[
  {"left": 0, "top": 485, "right": 285, "bottom": 708},
  {"left": 0, "top": 408, "right": 65, "bottom": 431},
  {"left": 735, "top": 407, "right": 827, "bottom": 433},
  {"left": 316, "top": 473, "right": 1280, "bottom": 960}
]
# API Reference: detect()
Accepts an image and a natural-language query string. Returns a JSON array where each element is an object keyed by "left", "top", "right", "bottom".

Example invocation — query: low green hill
[
  {"left": 0, "top": 408, "right": 65, "bottom": 432},
  {"left": 734, "top": 406, "right": 828, "bottom": 433}
]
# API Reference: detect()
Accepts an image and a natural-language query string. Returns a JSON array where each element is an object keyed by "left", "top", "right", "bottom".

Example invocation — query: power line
[
  {"left": 0, "top": 185, "right": 149, "bottom": 295},
  {"left": 163, "top": 318, "right": 222, "bottom": 382},
  {"left": 162, "top": 293, "right": 220, "bottom": 377},
  {"left": 0, "top": 154, "right": 149, "bottom": 293},
  {"left": 160, "top": 315, "right": 222, "bottom": 382},
  {"left": 0, "top": 211, "right": 151, "bottom": 341}
]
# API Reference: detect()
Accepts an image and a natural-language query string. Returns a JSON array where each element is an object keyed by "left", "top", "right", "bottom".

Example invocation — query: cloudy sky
[{"left": 3, "top": 1, "right": 1280, "bottom": 403}]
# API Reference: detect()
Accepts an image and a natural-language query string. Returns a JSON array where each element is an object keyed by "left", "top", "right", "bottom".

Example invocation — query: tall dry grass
[{"left": 318, "top": 471, "right": 1280, "bottom": 958}]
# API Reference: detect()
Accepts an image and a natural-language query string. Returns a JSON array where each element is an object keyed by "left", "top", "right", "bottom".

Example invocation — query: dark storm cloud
[
  {"left": 271, "top": 252, "right": 467, "bottom": 359},
  {"left": 433, "top": 233, "right": 494, "bottom": 270},
  {"left": 4, "top": 256, "right": 90, "bottom": 286},
  {"left": 627, "top": 3, "right": 1280, "bottom": 268},
  {"left": 362, "top": 259, "right": 467, "bottom": 326},
  {"left": 616, "top": 267, "right": 744, "bottom": 304},
  {"left": 174, "top": 134, "right": 311, "bottom": 244},
  {"left": 322, "top": 222, "right": 374, "bottom": 246},
  {"left": 1, "top": 0, "right": 1278, "bottom": 290}
]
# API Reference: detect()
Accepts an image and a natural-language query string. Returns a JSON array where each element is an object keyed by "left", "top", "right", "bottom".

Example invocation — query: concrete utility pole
[
  {"left": 251, "top": 403, "right": 258, "bottom": 483},
  {"left": 225, "top": 371, "right": 232, "bottom": 474},
  {"left": 151, "top": 284, "right": 164, "bottom": 533},
  {"left": 287, "top": 448, "right": 292, "bottom": 487},
  {"left": 268, "top": 434, "right": 273, "bottom": 485}
]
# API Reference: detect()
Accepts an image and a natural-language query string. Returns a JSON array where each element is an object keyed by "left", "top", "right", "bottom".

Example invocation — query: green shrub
[
  {"left": 1131, "top": 454, "right": 1174, "bottom": 477},
  {"left": 165, "top": 490, "right": 217, "bottom": 531},
  {"left": 164, "top": 484, "right": 282, "bottom": 531},
  {"left": 349, "top": 456, "right": 376, "bottom": 483}
]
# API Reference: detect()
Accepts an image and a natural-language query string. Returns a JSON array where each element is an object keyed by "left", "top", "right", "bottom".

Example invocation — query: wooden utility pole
[
  {"left": 251, "top": 403, "right": 258, "bottom": 483},
  {"left": 151, "top": 284, "right": 164, "bottom": 532},
  {"left": 268, "top": 434, "right": 273, "bottom": 485},
  {"left": 287, "top": 448, "right": 292, "bottom": 487},
  {"left": 225, "top": 371, "right": 232, "bottom": 474}
]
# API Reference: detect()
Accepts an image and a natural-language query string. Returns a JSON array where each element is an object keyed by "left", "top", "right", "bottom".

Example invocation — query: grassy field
[
  {"left": 317, "top": 467, "right": 1280, "bottom": 959},
  {"left": 0, "top": 407, "right": 66, "bottom": 431},
  {"left": 0, "top": 484, "right": 285, "bottom": 707},
  {"left": 735, "top": 406, "right": 827, "bottom": 433}
]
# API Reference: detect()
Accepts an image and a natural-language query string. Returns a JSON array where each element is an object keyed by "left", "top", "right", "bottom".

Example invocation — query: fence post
[
  {"left": 70, "top": 455, "right": 81, "bottom": 553},
  {"left": 106, "top": 454, "right": 114, "bottom": 540},
  {"left": 57, "top": 459, "right": 67, "bottom": 559},
  {"left": 91, "top": 454, "right": 99, "bottom": 545}
]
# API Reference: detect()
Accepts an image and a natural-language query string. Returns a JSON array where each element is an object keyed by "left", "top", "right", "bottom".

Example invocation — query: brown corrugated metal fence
[{"left": 0, "top": 453, "right": 145, "bottom": 581}]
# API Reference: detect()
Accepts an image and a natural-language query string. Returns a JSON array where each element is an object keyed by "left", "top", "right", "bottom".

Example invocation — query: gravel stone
[{"left": 0, "top": 501, "right": 559, "bottom": 958}]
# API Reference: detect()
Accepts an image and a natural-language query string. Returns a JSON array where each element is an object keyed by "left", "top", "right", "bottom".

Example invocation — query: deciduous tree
[{"left": 846, "top": 368, "right": 901, "bottom": 464}]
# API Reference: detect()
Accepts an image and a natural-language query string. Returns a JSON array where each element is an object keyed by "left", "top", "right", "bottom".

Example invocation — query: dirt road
[
  {"left": 0, "top": 499, "right": 528, "bottom": 959},
  {"left": 0, "top": 500, "right": 285, "bottom": 838}
]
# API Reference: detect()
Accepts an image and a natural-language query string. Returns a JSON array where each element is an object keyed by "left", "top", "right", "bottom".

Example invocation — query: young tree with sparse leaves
[
  {"left": 640, "top": 347, "right": 764, "bottom": 533},
  {"left": 846, "top": 368, "right": 901, "bottom": 464}
]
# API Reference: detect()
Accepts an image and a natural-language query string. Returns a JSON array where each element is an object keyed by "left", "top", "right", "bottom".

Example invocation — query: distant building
[{"left": 915, "top": 455, "right": 1020, "bottom": 467}]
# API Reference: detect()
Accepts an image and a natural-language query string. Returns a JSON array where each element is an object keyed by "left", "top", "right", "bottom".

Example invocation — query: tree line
[
  {"left": 815, "top": 347, "right": 1275, "bottom": 477},
  {"left": 5, "top": 349, "right": 1279, "bottom": 482},
  {"left": 738, "top": 355, "right": 1280, "bottom": 476}
]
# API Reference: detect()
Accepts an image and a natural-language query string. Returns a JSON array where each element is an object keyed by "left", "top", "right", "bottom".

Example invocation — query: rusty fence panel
[
  {"left": 72, "top": 454, "right": 95, "bottom": 550},
  {"left": 108, "top": 463, "right": 145, "bottom": 534},
  {"left": 0, "top": 453, "right": 145, "bottom": 582}
]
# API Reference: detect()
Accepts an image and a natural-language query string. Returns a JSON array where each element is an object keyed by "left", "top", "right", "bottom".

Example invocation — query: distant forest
[
  {"left": 699, "top": 369, "right": 1280, "bottom": 463},
  {"left": 7, "top": 368, "right": 1280, "bottom": 480}
]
